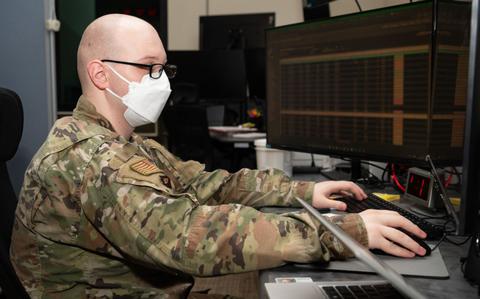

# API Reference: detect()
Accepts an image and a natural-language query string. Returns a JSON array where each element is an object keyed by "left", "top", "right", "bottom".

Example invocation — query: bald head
[{"left": 77, "top": 14, "right": 165, "bottom": 91}]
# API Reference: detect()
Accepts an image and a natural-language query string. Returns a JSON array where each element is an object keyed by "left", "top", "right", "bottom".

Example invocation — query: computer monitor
[
  {"left": 459, "top": 0, "right": 480, "bottom": 236},
  {"left": 167, "top": 50, "right": 247, "bottom": 100},
  {"left": 266, "top": 0, "right": 470, "bottom": 166},
  {"left": 303, "top": 1, "right": 330, "bottom": 22},
  {"left": 200, "top": 13, "right": 275, "bottom": 50},
  {"left": 245, "top": 48, "right": 267, "bottom": 100}
]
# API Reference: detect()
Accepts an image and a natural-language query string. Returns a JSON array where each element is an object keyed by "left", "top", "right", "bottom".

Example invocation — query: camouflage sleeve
[
  {"left": 189, "top": 168, "right": 316, "bottom": 208},
  {"left": 81, "top": 145, "right": 368, "bottom": 277},
  {"left": 143, "top": 138, "right": 314, "bottom": 208}
]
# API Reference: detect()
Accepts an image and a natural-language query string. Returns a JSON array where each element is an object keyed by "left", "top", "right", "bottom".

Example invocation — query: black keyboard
[
  {"left": 339, "top": 193, "right": 444, "bottom": 240},
  {"left": 322, "top": 283, "right": 404, "bottom": 299}
]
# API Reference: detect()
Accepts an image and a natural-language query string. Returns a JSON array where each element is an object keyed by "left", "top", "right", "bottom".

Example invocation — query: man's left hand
[{"left": 312, "top": 181, "right": 367, "bottom": 210}]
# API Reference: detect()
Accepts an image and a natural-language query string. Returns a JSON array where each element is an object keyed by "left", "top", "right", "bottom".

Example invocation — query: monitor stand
[
  {"left": 351, "top": 159, "right": 362, "bottom": 181},
  {"left": 293, "top": 156, "right": 366, "bottom": 181},
  {"left": 292, "top": 153, "right": 324, "bottom": 174}
]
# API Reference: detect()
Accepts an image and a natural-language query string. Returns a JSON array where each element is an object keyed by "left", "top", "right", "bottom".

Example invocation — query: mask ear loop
[
  {"left": 104, "top": 63, "right": 131, "bottom": 84},
  {"left": 103, "top": 63, "right": 131, "bottom": 100}
]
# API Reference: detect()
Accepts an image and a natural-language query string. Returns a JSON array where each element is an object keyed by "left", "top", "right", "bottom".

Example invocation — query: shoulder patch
[{"left": 130, "top": 159, "right": 161, "bottom": 176}]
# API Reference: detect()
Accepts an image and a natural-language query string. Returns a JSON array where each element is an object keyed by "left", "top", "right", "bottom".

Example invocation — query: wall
[
  {"left": 167, "top": 0, "right": 304, "bottom": 50},
  {"left": 167, "top": 0, "right": 421, "bottom": 50},
  {"left": 330, "top": 0, "right": 420, "bottom": 16},
  {"left": 56, "top": 0, "right": 95, "bottom": 111},
  {"left": 0, "top": 0, "right": 51, "bottom": 194}
]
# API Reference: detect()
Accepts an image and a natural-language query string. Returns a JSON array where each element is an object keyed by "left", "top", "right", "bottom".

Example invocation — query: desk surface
[
  {"left": 259, "top": 172, "right": 477, "bottom": 299},
  {"left": 259, "top": 239, "right": 476, "bottom": 299}
]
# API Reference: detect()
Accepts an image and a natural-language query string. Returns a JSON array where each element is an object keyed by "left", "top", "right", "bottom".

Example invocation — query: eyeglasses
[{"left": 101, "top": 59, "right": 177, "bottom": 79}]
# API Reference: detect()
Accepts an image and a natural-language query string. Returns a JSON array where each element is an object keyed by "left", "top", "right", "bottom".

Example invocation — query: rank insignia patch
[
  {"left": 160, "top": 175, "right": 172, "bottom": 188},
  {"left": 130, "top": 159, "right": 161, "bottom": 176}
]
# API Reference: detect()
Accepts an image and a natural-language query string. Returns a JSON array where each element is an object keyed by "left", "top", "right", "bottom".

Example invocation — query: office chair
[
  {"left": 0, "top": 88, "right": 29, "bottom": 298},
  {"left": 206, "top": 105, "right": 225, "bottom": 126}
]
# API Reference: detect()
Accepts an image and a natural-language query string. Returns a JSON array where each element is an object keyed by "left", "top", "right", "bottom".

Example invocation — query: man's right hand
[{"left": 359, "top": 209, "right": 428, "bottom": 258}]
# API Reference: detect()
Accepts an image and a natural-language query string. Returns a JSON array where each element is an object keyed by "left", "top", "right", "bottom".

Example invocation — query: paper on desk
[
  {"left": 231, "top": 132, "right": 266, "bottom": 139},
  {"left": 208, "top": 126, "right": 257, "bottom": 133}
]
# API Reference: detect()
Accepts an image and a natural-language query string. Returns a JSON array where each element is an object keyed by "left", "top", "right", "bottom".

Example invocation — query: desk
[
  {"left": 209, "top": 126, "right": 266, "bottom": 147},
  {"left": 259, "top": 172, "right": 478, "bottom": 299},
  {"left": 259, "top": 240, "right": 476, "bottom": 299}
]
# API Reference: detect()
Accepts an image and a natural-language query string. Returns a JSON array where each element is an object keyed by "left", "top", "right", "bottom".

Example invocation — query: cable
[
  {"left": 354, "top": 0, "right": 362, "bottom": 12},
  {"left": 381, "top": 162, "right": 388, "bottom": 182},
  {"left": 391, "top": 164, "right": 406, "bottom": 192},
  {"left": 444, "top": 173, "right": 453, "bottom": 188},
  {"left": 355, "top": 174, "right": 385, "bottom": 189},
  {"left": 310, "top": 153, "right": 317, "bottom": 168},
  {"left": 361, "top": 161, "right": 387, "bottom": 172},
  {"left": 339, "top": 158, "right": 388, "bottom": 174},
  {"left": 430, "top": 233, "right": 447, "bottom": 252},
  {"left": 392, "top": 176, "right": 405, "bottom": 192},
  {"left": 442, "top": 218, "right": 456, "bottom": 234},
  {"left": 382, "top": 162, "right": 390, "bottom": 183}
]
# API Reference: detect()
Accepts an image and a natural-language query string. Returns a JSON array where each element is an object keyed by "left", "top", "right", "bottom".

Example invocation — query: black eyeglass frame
[{"left": 101, "top": 59, "right": 177, "bottom": 79}]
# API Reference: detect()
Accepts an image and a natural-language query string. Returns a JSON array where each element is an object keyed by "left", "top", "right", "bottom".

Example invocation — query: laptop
[{"left": 264, "top": 197, "right": 427, "bottom": 299}]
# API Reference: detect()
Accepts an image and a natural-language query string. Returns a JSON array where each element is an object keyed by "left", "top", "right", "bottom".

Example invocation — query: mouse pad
[{"left": 294, "top": 245, "right": 449, "bottom": 278}]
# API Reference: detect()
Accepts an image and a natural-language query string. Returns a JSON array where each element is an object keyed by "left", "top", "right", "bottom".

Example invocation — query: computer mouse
[
  {"left": 402, "top": 228, "right": 432, "bottom": 256},
  {"left": 371, "top": 228, "right": 431, "bottom": 257}
]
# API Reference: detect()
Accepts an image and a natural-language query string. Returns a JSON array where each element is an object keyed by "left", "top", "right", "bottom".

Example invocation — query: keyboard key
[
  {"left": 348, "top": 285, "right": 367, "bottom": 296},
  {"left": 335, "top": 286, "right": 355, "bottom": 298},
  {"left": 322, "top": 286, "right": 342, "bottom": 299},
  {"left": 322, "top": 283, "right": 406, "bottom": 298},
  {"left": 361, "top": 285, "right": 379, "bottom": 296}
]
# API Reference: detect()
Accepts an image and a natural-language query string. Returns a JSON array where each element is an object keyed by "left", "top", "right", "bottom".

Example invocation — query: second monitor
[
  {"left": 266, "top": 0, "right": 470, "bottom": 165},
  {"left": 167, "top": 50, "right": 247, "bottom": 101}
]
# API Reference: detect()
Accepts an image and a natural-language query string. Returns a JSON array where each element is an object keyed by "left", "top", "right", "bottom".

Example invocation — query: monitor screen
[
  {"left": 266, "top": 1, "right": 470, "bottom": 165},
  {"left": 245, "top": 48, "right": 267, "bottom": 100},
  {"left": 167, "top": 50, "right": 247, "bottom": 100},
  {"left": 406, "top": 172, "right": 431, "bottom": 202}
]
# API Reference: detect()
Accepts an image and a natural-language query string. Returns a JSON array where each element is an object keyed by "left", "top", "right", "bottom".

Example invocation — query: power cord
[
  {"left": 391, "top": 164, "right": 406, "bottom": 192},
  {"left": 354, "top": 0, "right": 362, "bottom": 12},
  {"left": 431, "top": 229, "right": 472, "bottom": 253},
  {"left": 431, "top": 233, "right": 447, "bottom": 252}
]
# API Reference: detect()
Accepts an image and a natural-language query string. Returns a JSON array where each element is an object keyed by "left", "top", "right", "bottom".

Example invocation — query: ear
[{"left": 86, "top": 60, "right": 109, "bottom": 90}]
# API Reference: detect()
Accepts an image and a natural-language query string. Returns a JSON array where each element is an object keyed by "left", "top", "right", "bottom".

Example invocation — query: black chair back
[{"left": 0, "top": 88, "right": 29, "bottom": 298}]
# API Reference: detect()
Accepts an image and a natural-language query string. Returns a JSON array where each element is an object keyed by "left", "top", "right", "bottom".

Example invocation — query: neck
[
  {"left": 107, "top": 113, "right": 134, "bottom": 138},
  {"left": 84, "top": 91, "right": 134, "bottom": 138}
]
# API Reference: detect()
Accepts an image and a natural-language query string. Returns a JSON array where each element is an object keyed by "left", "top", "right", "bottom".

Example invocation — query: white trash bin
[{"left": 254, "top": 139, "right": 292, "bottom": 177}]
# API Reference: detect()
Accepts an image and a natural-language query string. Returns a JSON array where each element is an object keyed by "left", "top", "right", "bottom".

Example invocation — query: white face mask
[{"left": 105, "top": 64, "right": 172, "bottom": 127}]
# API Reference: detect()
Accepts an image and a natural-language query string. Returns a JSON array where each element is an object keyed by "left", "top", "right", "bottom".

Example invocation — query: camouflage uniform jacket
[{"left": 10, "top": 96, "right": 368, "bottom": 299}]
